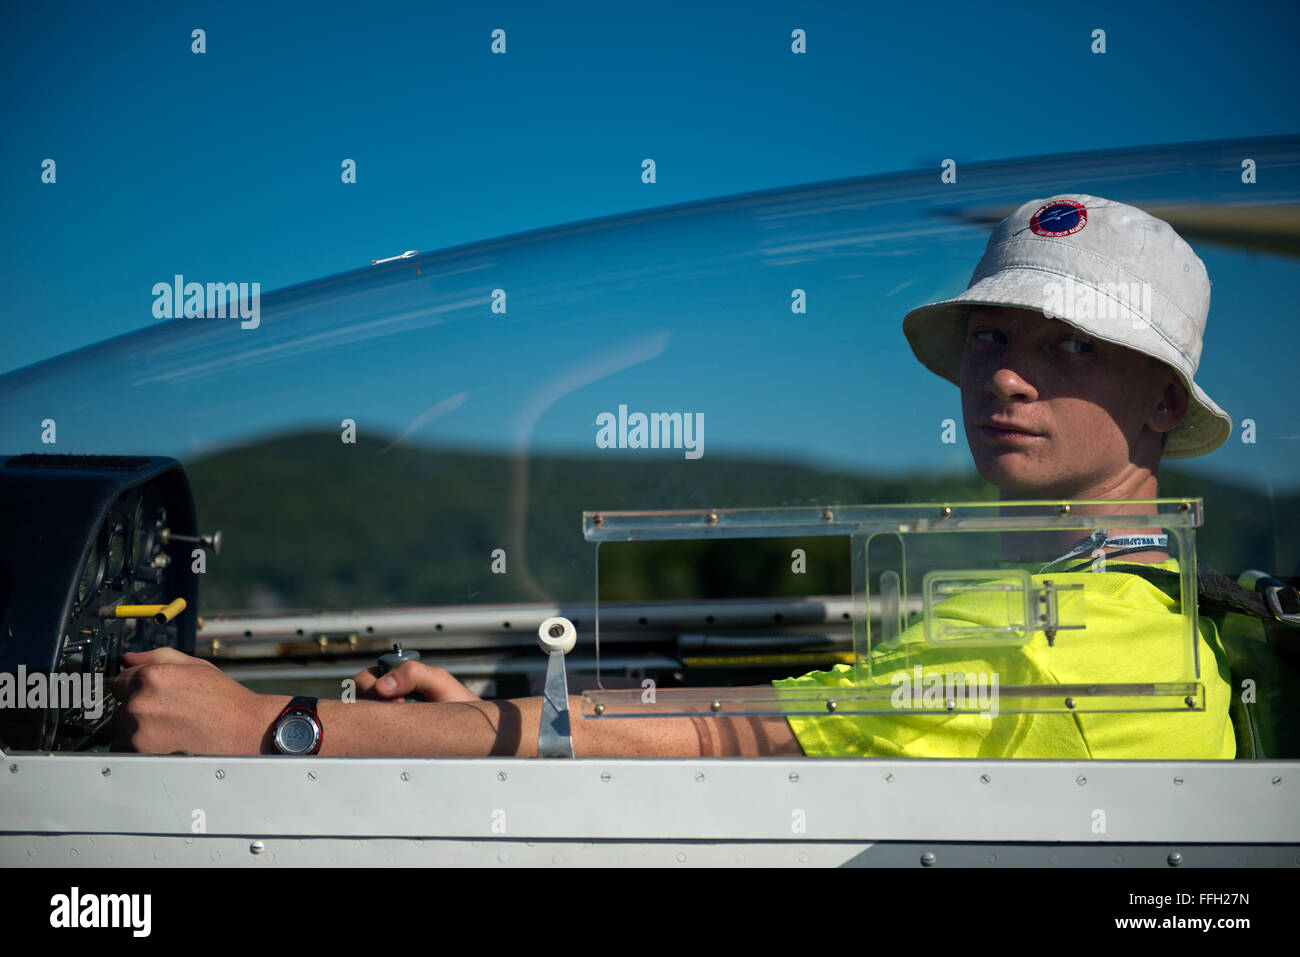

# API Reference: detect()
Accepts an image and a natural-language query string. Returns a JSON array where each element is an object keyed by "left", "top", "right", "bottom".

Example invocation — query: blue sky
[
  {"left": 1, "top": 1, "right": 1297, "bottom": 505},
  {"left": 3, "top": 0, "right": 1297, "bottom": 376}
]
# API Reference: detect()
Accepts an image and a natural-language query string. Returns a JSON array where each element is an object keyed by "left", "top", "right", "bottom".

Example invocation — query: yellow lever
[{"left": 100, "top": 598, "right": 187, "bottom": 624}]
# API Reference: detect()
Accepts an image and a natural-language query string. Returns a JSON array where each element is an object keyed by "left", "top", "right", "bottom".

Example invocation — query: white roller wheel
[{"left": 538, "top": 616, "right": 577, "bottom": 654}]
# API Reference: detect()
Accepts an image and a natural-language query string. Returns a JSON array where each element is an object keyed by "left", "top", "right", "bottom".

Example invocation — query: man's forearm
[{"left": 307, "top": 696, "right": 802, "bottom": 757}]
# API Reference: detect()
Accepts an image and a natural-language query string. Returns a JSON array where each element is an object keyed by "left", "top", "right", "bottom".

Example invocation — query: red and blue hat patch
[{"left": 1029, "top": 199, "right": 1088, "bottom": 237}]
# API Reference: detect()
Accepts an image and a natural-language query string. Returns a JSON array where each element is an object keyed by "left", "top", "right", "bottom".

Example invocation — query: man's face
[{"left": 959, "top": 306, "right": 1186, "bottom": 498}]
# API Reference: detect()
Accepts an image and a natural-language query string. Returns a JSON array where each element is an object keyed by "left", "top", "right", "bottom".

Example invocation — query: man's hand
[
  {"left": 112, "top": 648, "right": 285, "bottom": 754},
  {"left": 351, "top": 660, "right": 482, "bottom": 703}
]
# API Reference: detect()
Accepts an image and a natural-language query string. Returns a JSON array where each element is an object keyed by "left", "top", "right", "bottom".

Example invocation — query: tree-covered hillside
[{"left": 186, "top": 431, "right": 1298, "bottom": 613}]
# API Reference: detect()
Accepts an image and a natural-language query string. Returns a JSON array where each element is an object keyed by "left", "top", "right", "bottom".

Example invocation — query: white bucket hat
[{"left": 902, "top": 193, "right": 1232, "bottom": 458}]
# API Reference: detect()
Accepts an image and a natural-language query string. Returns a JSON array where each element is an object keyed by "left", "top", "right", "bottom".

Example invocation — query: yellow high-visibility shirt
[{"left": 774, "top": 559, "right": 1235, "bottom": 759}]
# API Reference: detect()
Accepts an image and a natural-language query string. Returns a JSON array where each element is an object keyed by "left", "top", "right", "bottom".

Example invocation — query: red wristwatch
[{"left": 271, "top": 696, "right": 322, "bottom": 755}]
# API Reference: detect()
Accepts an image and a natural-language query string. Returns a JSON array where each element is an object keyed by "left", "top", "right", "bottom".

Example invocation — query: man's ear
[{"left": 1150, "top": 374, "right": 1190, "bottom": 435}]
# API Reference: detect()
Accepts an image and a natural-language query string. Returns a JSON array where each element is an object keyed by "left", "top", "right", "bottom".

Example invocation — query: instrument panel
[
  {"left": 57, "top": 484, "right": 178, "bottom": 746},
  {"left": 0, "top": 455, "right": 198, "bottom": 751}
]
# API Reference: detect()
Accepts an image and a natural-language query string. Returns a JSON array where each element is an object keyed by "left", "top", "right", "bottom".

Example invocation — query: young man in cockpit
[{"left": 113, "top": 195, "right": 1236, "bottom": 759}]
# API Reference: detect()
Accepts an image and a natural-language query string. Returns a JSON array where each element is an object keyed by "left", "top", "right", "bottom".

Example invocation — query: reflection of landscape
[{"left": 187, "top": 431, "right": 1299, "bottom": 614}]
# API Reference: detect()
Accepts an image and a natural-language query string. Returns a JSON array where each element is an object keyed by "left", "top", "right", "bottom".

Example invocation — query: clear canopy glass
[{"left": 0, "top": 137, "right": 1294, "bottom": 711}]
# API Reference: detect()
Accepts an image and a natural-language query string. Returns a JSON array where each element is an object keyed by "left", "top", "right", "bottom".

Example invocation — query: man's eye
[
  {"left": 1060, "top": 337, "right": 1094, "bottom": 354},
  {"left": 969, "top": 329, "right": 1003, "bottom": 344}
]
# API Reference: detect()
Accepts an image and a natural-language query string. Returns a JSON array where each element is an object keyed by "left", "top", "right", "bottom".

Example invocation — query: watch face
[{"left": 274, "top": 713, "right": 320, "bottom": 754}]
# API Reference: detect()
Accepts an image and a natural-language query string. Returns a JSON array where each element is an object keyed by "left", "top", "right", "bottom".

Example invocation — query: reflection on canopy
[{"left": 1, "top": 135, "right": 1296, "bottom": 613}]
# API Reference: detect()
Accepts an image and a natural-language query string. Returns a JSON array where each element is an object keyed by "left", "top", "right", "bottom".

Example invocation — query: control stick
[{"left": 376, "top": 642, "right": 422, "bottom": 702}]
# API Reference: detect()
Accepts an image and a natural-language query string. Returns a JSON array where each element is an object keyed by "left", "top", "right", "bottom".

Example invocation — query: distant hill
[{"left": 185, "top": 431, "right": 1299, "bottom": 613}]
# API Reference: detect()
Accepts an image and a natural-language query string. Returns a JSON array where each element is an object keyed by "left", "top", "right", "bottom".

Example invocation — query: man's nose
[{"left": 986, "top": 363, "right": 1039, "bottom": 402}]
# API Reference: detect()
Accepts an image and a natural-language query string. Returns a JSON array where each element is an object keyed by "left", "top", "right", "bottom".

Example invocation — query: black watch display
[{"left": 272, "top": 696, "right": 322, "bottom": 755}]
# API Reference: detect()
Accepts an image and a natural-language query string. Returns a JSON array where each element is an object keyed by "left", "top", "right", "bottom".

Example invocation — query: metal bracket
[
  {"left": 1035, "top": 579, "right": 1085, "bottom": 646},
  {"left": 537, "top": 617, "right": 576, "bottom": 758},
  {"left": 923, "top": 570, "right": 1084, "bottom": 647}
]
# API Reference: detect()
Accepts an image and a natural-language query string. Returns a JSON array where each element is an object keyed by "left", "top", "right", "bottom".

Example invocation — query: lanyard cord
[
  {"left": 1037, "top": 530, "right": 1169, "bottom": 574},
  {"left": 1055, "top": 546, "right": 1174, "bottom": 574}
]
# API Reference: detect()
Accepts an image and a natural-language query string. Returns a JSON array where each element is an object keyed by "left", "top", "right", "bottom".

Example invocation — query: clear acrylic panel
[{"left": 582, "top": 499, "right": 1204, "bottom": 717}]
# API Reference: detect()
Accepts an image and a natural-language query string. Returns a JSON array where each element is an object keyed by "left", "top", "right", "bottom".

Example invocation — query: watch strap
[{"left": 278, "top": 695, "right": 319, "bottom": 719}]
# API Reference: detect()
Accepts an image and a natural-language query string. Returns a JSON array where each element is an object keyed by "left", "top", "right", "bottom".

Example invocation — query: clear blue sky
[{"left": 3, "top": 0, "right": 1297, "bottom": 376}]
